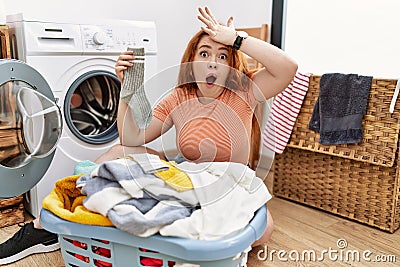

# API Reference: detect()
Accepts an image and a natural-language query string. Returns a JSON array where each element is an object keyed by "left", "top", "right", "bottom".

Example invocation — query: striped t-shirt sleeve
[
  {"left": 262, "top": 72, "right": 311, "bottom": 154},
  {"left": 153, "top": 90, "right": 178, "bottom": 126}
]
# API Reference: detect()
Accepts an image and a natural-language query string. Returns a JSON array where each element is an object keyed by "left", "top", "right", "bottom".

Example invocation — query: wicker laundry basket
[{"left": 274, "top": 75, "right": 400, "bottom": 233}]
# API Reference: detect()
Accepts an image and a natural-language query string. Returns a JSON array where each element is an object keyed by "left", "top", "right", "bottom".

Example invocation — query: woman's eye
[
  {"left": 200, "top": 51, "right": 208, "bottom": 57},
  {"left": 219, "top": 54, "right": 228, "bottom": 60}
]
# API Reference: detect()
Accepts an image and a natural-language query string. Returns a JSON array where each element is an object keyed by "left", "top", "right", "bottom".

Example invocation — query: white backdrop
[
  {"left": 284, "top": 0, "right": 400, "bottom": 79},
  {"left": 0, "top": 0, "right": 272, "bottom": 72}
]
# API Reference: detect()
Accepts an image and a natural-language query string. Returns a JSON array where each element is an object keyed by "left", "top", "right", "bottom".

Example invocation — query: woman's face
[{"left": 192, "top": 35, "right": 231, "bottom": 97}]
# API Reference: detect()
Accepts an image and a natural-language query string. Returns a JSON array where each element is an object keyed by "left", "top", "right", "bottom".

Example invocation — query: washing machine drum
[{"left": 0, "top": 59, "right": 62, "bottom": 199}]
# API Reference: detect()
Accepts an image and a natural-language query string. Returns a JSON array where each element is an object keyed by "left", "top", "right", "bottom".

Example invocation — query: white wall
[
  {"left": 284, "top": 0, "right": 400, "bottom": 79},
  {"left": 1, "top": 0, "right": 272, "bottom": 72}
]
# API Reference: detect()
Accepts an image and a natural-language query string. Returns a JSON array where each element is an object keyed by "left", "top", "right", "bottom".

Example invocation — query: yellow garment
[
  {"left": 154, "top": 161, "right": 193, "bottom": 192},
  {"left": 42, "top": 174, "right": 113, "bottom": 226}
]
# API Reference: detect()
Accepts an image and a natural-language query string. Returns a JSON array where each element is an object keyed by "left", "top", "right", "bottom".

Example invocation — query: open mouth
[{"left": 206, "top": 74, "right": 217, "bottom": 85}]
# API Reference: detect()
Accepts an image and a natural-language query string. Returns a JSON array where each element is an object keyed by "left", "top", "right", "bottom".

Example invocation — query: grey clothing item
[
  {"left": 309, "top": 73, "right": 372, "bottom": 145},
  {"left": 120, "top": 47, "right": 152, "bottom": 129},
  {"left": 131, "top": 153, "right": 169, "bottom": 173},
  {"left": 76, "top": 158, "right": 196, "bottom": 237}
]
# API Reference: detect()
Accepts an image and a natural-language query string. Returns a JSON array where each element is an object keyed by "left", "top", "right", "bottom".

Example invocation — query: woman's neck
[{"left": 196, "top": 86, "right": 224, "bottom": 104}]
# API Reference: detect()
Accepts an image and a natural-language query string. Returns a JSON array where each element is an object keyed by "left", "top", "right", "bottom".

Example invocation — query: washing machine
[{"left": 6, "top": 14, "right": 159, "bottom": 217}]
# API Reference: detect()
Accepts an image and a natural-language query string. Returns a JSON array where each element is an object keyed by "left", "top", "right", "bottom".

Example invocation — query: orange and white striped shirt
[{"left": 154, "top": 87, "right": 259, "bottom": 163}]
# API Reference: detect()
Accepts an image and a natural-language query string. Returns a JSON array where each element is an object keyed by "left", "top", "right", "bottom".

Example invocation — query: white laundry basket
[{"left": 40, "top": 205, "right": 267, "bottom": 267}]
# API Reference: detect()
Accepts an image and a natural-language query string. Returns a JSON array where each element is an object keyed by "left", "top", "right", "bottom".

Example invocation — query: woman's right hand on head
[{"left": 115, "top": 50, "right": 134, "bottom": 84}]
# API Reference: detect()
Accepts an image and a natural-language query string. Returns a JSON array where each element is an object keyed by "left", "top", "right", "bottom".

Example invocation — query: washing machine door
[
  {"left": 0, "top": 60, "right": 62, "bottom": 199},
  {"left": 64, "top": 70, "right": 120, "bottom": 144}
]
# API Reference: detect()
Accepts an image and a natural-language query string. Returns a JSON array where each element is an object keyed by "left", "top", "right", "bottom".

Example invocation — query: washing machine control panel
[{"left": 81, "top": 22, "right": 157, "bottom": 54}]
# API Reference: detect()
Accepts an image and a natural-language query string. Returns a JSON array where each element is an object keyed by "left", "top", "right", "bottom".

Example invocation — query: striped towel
[{"left": 262, "top": 72, "right": 311, "bottom": 154}]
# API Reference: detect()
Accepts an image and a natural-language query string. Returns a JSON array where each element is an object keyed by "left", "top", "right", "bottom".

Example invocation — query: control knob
[{"left": 93, "top": 32, "right": 108, "bottom": 45}]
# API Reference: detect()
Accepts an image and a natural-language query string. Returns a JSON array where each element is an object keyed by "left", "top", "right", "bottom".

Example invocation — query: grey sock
[{"left": 120, "top": 47, "right": 152, "bottom": 129}]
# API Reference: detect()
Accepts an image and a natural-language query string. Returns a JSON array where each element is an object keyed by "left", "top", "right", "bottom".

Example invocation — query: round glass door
[
  {"left": 0, "top": 59, "right": 62, "bottom": 199},
  {"left": 0, "top": 80, "right": 62, "bottom": 168},
  {"left": 64, "top": 71, "right": 120, "bottom": 144}
]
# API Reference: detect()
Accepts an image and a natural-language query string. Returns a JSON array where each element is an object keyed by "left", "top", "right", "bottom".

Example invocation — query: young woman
[{"left": 98, "top": 6, "right": 297, "bottom": 246}]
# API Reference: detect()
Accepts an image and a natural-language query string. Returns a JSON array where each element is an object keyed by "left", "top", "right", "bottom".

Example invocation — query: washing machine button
[{"left": 93, "top": 32, "right": 108, "bottom": 45}]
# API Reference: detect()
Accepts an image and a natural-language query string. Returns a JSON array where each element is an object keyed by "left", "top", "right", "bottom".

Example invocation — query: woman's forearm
[
  {"left": 117, "top": 100, "right": 144, "bottom": 146},
  {"left": 239, "top": 36, "right": 298, "bottom": 100},
  {"left": 117, "top": 100, "right": 167, "bottom": 146}
]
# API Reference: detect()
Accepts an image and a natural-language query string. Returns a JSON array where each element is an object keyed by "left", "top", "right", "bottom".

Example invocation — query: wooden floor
[{"left": 0, "top": 170, "right": 399, "bottom": 267}]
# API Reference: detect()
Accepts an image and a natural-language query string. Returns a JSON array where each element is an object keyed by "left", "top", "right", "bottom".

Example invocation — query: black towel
[{"left": 309, "top": 73, "right": 372, "bottom": 145}]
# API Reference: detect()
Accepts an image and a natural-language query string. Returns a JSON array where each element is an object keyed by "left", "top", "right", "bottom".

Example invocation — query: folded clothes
[{"left": 309, "top": 73, "right": 372, "bottom": 145}]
